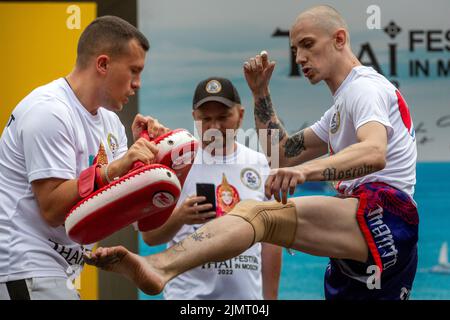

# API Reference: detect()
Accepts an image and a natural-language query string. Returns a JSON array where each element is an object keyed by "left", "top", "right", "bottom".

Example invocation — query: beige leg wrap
[{"left": 228, "top": 199, "right": 298, "bottom": 248}]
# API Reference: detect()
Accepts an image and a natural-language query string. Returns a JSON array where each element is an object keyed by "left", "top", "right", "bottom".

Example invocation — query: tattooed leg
[
  {"left": 83, "top": 195, "right": 367, "bottom": 295},
  {"left": 84, "top": 215, "right": 254, "bottom": 295},
  {"left": 83, "top": 246, "right": 166, "bottom": 295}
]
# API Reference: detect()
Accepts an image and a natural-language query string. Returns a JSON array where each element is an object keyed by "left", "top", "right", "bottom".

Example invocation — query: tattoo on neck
[
  {"left": 284, "top": 130, "right": 306, "bottom": 158},
  {"left": 254, "top": 95, "right": 275, "bottom": 124},
  {"left": 322, "top": 164, "right": 375, "bottom": 181}
]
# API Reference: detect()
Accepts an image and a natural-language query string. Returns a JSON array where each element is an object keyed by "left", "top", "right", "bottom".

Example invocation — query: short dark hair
[{"left": 76, "top": 15, "right": 150, "bottom": 68}]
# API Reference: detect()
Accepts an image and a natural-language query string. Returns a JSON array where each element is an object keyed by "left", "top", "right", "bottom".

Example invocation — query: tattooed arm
[
  {"left": 265, "top": 121, "right": 388, "bottom": 202},
  {"left": 305, "top": 121, "right": 387, "bottom": 181},
  {"left": 243, "top": 52, "right": 327, "bottom": 168},
  {"left": 302, "top": 121, "right": 388, "bottom": 181},
  {"left": 254, "top": 94, "right": 328, "bottom": 167}
]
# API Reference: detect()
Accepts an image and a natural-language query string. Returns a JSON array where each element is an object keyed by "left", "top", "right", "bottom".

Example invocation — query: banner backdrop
[{"left": 138, "top": 0, "right": 450, "bottom": 300}]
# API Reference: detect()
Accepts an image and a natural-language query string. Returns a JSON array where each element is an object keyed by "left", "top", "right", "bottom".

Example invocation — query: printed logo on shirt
[
  {"left": 107, "top": 133, "right": 119, "bottom": 157},
  {"left": 395, "top": 90, "right": 415, "bottom": 140},
  {"left": 94, "top": 142, "right": 108, "bottom": 166},
  {"left": 216, "top": 173, "right": 240, "bottom": 216},
  {"left": 201, "top": 254, "right": 260, "bottom": 275},
  {"left": 48, "top": 239, "right": 91, "bottom": 267},
  {"left": 330, "top": 109, "right": 341, "bottom": 134},
  {"left": 240, "top": 168, "right": 261, "bottom": 190},
  {"left": 90, "top": 142, "right": 109, "bottom": 167}
]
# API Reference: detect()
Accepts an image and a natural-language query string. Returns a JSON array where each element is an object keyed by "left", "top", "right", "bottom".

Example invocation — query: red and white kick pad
[
  {"left": 65, "top": 164, "right": 181, "bottom": 244},
  {"left": 137, "top": 129, "right": 199, "bottom": 232},
  {"left": 153, "top": 128, "right": 199, "bottom": 186}
]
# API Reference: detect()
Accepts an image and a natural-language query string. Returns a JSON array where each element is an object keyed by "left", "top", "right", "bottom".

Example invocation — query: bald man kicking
[{"left": 85, "top": 6, "right": 419, "bottom": 300}]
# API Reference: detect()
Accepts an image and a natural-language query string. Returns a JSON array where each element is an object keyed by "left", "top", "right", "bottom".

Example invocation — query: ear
[
  {"left": 239, "top": 105, "right": 245, "bottom": 120},
  {"left": 96, "top": 55, "right": 110, "bottom": 75},
  {"left": 237, "top": 105, "right": 245, "bottom": 128},
  {"left": 192, "top": 110, "right": 202, "bottom": 130},
  {"left": 334, "top": 29, "right": 347, "bottom": 50}
]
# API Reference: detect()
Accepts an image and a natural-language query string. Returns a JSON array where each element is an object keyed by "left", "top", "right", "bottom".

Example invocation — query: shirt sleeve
[
  {"left": 20, "top": 98, "right": 77, "bottom": 183},
  {"left": 115, "top": 121, "right": 128, "bottom": 160},
  {"left": 310, "top": 107, "right": 334, "bottom": 143},
  {"left": 348, "top": 82, "right": 394, "bottom": 138},
  {"left": 258, "top": 153, "right": 274, "bottom": 202}
]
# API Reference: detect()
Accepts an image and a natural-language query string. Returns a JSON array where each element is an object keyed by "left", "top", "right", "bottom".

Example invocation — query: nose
[
  {"left": 131, "top": 76, "right": 141, "bottom": 90},
  {"left": 296, "top": 49, "right": 307, "bottom": 65},
  {"left": 200, "top": 123, "right": 216, "bottom": 136},
  {"left": 201, "top": 122, "right": 223, "bottom": 144},
  {"left": 209, "top": 119, "right": 222, "bottom": 130}
]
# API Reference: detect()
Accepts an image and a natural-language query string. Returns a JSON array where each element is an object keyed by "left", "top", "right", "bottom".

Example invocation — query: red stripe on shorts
[{"left": 355, "top": 193, "right": 384, "bottom": 274}]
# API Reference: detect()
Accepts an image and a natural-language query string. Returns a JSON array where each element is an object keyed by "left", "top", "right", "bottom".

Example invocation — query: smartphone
[{"left": 196, "top": 183, "right": 216, "bottom": 215}]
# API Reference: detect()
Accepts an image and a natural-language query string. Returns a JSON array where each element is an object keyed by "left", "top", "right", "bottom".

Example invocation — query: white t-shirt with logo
[
  {"left": 163, "top": 143, "right": 271, "bottom": 300},
  {"left": 0, "top": 78, "right": 127, "bottom": 282},
  {"left": 310, "top": 66, "right": 417, "bottom": 196}
]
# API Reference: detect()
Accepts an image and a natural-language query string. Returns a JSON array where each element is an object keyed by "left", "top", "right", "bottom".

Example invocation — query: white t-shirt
[
  {"left": 0, "top": 78, "right": 128, "bottom": 282},
  {"left": 310, "top": 66, "right": 417, "bottom": 196},
  {"left": 163, "top": 143, "right": 271, "bottom": 300}
]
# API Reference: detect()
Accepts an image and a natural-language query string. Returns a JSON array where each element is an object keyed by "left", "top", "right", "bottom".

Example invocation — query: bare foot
[{"left": 83, "top": 246, "right": 165, "bottom": 295}]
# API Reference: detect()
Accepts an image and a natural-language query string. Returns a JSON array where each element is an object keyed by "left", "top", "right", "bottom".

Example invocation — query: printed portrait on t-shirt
[{"left": 216, "top": 173, "right": 240, "bottom": 217}]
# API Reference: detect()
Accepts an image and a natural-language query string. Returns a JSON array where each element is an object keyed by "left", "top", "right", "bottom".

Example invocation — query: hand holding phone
[{"left": 196, "top": 183, "right": 216, "bottom": 215}]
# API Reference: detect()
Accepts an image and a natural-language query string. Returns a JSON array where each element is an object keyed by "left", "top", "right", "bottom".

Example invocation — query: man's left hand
[
  {"left": 265, "top": 167, "right": 307, "bottom": 204},
  {"left": 132, "top": 114, "right": 170, "bottom": 142}
]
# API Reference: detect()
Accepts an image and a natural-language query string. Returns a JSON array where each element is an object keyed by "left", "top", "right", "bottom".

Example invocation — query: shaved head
[
  {"left": 293, "top": 5, "right": 349, "bottom": 39},
  {"left": 289, "top": 5, "right": 360, "bottom": 92}
]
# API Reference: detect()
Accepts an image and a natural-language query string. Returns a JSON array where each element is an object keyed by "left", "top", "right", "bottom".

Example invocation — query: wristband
[{"left": 104, "top": 163, "right": 119, "bottom": 183}]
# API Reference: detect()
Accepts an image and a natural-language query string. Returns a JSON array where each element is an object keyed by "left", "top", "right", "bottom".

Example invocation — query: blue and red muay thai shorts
[{"left": 324, "top": 182, "right": 419, "bottom": 300}]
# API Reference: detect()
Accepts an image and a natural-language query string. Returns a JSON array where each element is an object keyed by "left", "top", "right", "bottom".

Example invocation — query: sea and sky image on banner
[{"left": 137, "top": 0, "right": 450, "bottom": 300}]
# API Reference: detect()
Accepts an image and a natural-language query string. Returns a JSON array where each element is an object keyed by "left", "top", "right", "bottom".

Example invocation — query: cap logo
[{"left": 205, "top": 80, "right": 222, "bottom": 94}]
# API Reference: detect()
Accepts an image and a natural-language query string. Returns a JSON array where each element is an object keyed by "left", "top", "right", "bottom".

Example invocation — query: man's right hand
[
  {"left": 108, "top": 138, "right": 159, "bottom": 179},
  {"left": 173, "top": 196, "right": 216, "bottom": 225},
  {"left": 243, "top": 50, "right": 276, "bottom": 97}
]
